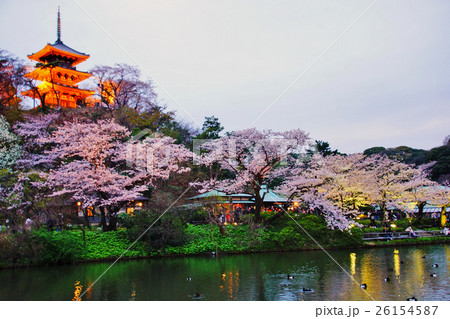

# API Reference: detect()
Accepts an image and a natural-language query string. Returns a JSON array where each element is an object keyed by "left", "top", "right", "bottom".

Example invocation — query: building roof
[
  {"left": 28, "top": 8, "right": 90, "bottom": 67},
  {"left": 189, "top": 186, "right": 288, "bottom": 203},
  {"left": 133, "top": 196, "right": 149, "bottom": 201},
  {"left": 28, "top": 42, "right": 90, "bottom": 66},
  {"left": 412, "top": 205, "right": 450, "bottom": 213},
  {"left": 260, "top": 185, "right": 288, "bottom": 203},
  {"left": 24, "top": 65, "right": 91, "bottom": 83},
  {"left": 189, "top": 190, "right": 227, "bottom": 200},
  {"left": 22, "top": 81, "right": 94, "bottom": 98},
  {"left": 50, "top": 41, "right": 89, "bottom": 57}
]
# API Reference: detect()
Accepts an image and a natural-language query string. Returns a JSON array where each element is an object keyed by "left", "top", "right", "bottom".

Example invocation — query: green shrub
[
  {"left": 392, "top": 218, "right": 413, "bottom": 230},
  {"left": 357, "top": 219, "right": 378, "bottom": 226},
  {"left": 272, "top": 226, "right": 303, "bottom": 247},
  {"left": 186, "top": 209, "right": 210, "bottom": 225},
  {"left": 412, "top": 218, "right": 436, "bottom": 229},
  {"left": 81, "top": 229, "right": 146, "bottom": 259},
  {"left": 127, "top": 210, "right": 188, "bottom": 251},
  {"left": 331, "top": 228, "right": 363, "bottom": 246},
  {"left": 31, "top": 229, "right": 83, "bottom": 264},
  {"left": 0, "top": 232, "right": 36, "bottom": 266},
  {"left": 117, "top": 212, "right": 134, "bottom": 229},
  {"left": 239, "top": 214, "right": 255, "bottom": 224}
]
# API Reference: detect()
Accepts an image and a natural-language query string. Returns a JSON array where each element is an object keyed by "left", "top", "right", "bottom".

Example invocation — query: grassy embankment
[{"left": 1, "top": 214, "right": 448, "bottom": 268}]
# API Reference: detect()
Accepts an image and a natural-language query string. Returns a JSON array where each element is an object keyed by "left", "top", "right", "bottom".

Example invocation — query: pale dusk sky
[{"left": 1, "top": 0, "right": 449, "bottom": 153}]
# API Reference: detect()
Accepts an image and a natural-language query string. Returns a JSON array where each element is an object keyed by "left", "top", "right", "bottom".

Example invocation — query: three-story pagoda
[{"left": 22, "top": 8, "right": 94, "bottom": 108}]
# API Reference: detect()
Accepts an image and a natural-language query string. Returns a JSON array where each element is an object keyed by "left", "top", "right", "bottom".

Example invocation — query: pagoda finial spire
[{"left": 56, "top": 6, "right": 62, "bottom": 43}]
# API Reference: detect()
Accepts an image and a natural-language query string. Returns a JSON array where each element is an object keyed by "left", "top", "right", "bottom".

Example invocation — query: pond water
[{"left": 0, "top": 244, "right": 449, "bottom": 301}]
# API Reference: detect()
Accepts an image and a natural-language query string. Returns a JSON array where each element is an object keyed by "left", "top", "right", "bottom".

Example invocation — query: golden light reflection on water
[
  {"left": 85, "top": 280, "right": 93, "bottom": 301},
  {"left": 360, "top": 255, "right": 377, "bottom": 290},
  {"left": 219, "top": 271, "right": 240, "bottom": 299},
  {"left": 130, "top": 282, "right": 136, "bottom": 301},
  {"left": 350, "top": 253, "right": 356, "bottom": 276},
  {"left": 393, "top": 249, "right": 401, "bottom": 279},
  {"left": 412, "top": 249, "right": 425, "bottom": 282},
  {"left": 445, "top": 245, "right": 450, "bottom": 270},
  {"left": 72, "top": 281, "right": 83, "bottom": 301}
]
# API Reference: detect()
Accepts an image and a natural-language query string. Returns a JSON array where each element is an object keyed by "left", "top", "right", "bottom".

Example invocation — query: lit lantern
[{"left": 77, "top": 201, "right": 82, "bottom": 206}]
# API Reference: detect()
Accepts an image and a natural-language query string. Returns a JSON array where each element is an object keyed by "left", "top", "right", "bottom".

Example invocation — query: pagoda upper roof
[
  {"left": 28, "top": 40, "right": 90, "bottom": 66},
  {"left": 25, "top": 65, "right": 91, "bottom": 84}
]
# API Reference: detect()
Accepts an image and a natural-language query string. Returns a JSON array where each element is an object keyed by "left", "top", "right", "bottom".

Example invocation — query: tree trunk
[
  {"left": 40, "top": 92, "right": 48, "bottom": 113},
  {"left": 107, "top": 213, "right": 117, "bottom": 231},
  {"left": 254, "top": 194, "right": 263, "bottom": 224},
  {"left": 100, "top": 207, "right": 107, "bottom": 232},
  {"left": 381, "top": 203, "right": 387, "bottom": 227},
  {"left": 417, "top": 202, "right": 426, "bottom": 220},
  {"left": 83, "top": 209, "right": 91, "bottom": 230},
  {"left": 106, "top": 207, "right": 120, "bottom": 231}
]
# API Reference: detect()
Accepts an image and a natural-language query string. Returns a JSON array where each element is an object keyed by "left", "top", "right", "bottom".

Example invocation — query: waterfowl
[
  {"left": 193, "top": 292, "right": 202, "bottom": 298},
  {"left": 287, "top": 274, "right": 294, "bottom": 280},
  {"left": 301, "top": 288, "right": 312, "bottom": 292},
  {"left": 384, "top": 277, "right": 390, "bottom": 282},
  {"left": 430, "top": 273, "right": 437, "bottom": 277},
  {"left": 422, "top": 255, "right": 426, "bottom": 258},
  {"left": 407, "top": 297, "right": 417, "bottom": 301},
  {"left": 400, "top": 261, "right": 405, "bottom": 264},
  {"left": 432, "top": 264, "right": 439, "bottom": 268},
  {"left": 187, "top": 277, "right": 192, "bottom": 281},
  {"left": 360, "top": 283, "right": 367, "bottom": 289}
]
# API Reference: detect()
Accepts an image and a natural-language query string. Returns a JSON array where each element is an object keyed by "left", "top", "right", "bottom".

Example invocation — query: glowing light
[
  {"left": 391, "top": 224, "right": 397, "bottom": 228},
  {"left": 224, "top": 222, "right": 228, "bottom": 225},
  {"left": 72, "top": 281, "right": 83, "bottom": 301},
  {"left": 394, "top": 250, "right": 401, "bottom": 277},
  {"left": 350, "top": 253, "right": 356, "bottom": 276},
  {"left": 100, "top": 81, "right": 116, "bottom": 105},
  {"left": 76, "top": 201, "right": 82, "bottom": 206},
  {"left": 232, "top": 222, "right": 237, "bottom": 226}
]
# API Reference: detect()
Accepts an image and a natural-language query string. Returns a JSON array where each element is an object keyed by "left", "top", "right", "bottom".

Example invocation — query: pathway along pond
[{"left": 0, "top": 244, "right": 449, "bottom": 301}]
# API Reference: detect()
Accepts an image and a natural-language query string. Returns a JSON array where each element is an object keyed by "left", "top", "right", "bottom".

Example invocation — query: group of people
[{"left": 217, "top": 206, "right": 257, "bottom": 224}]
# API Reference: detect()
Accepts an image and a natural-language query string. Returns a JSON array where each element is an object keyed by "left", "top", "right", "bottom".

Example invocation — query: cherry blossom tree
[
  {"left": 0, "top": 169, "right": 48, "bottom": 230},
  {"left": 277, "top": 154, "right": 367, "bottom": 230},
  {"left": 40, "top": 119, "right": 191, "bottom": 230},
  {"left": 193, "top": 128, "right": 309, "bottom": 223},
  {"left": 13, "top": 113, "right": 59, "bottom": 169},
  {"left": 0, "top": 114, "right": 60, "bottom": 229},
  {"left": 428, "top": 184, "right": 450, "bottom": 227},
  {"left": 0, "top": 115, "right": 21, "bottom": 169},
  {"left": 399, "top": 162, "right": 436, "bottom": 219},
  {"left": 359, "top": 155, "right": 434, "bottom": 225},
  {"left": 90, "top": 64, "right": 157, "bottom": 111},
  {"left": 277, "top": 153, "right": 435, "bottom": 230}
]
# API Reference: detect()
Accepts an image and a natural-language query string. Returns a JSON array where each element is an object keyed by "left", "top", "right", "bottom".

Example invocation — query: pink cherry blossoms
[
  {"left": 39, "top": 119, "right": 192, "bottom": 211},
  {"left": 193, "top": 128, "right": 309, "bottom": 222}
]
